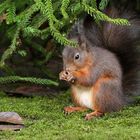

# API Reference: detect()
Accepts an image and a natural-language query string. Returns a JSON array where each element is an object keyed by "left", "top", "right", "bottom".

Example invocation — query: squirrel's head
[{"left": 62, "top": 35, "right": 92, "bottom": 71}]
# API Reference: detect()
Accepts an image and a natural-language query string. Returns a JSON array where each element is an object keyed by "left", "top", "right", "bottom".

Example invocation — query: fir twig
[
  {"left": 0, "top": 76, "right": 58, "bottom": 86},
  {"left": 82, "top": 2, "right": 130, "bottom": 25},
  {"left": 0, "top": 27, "right": 20, "bottom": 67},
  {"left": 61, "top": 0, "right": 70, "bottom": 19}
]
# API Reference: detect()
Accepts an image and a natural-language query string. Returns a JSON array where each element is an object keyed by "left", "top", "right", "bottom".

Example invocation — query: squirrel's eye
[{"left": 74, "top": 53, "right": 80, "bottom": 60}]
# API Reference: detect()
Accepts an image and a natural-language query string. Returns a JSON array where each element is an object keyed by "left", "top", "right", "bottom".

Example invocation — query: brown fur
[
  {"left": 59, "top": 5, "right": 140, "bottom": 120},
  {"left": 60, "top": 44, "right": 124, "bottom": 119},
  {"left": 64, "top": 106, "right": 87, "bottom": 114}
]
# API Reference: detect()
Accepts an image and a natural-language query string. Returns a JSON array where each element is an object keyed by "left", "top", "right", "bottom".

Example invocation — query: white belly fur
[{"left": 72, "top": 86, "right": 94, "bottom": 109}]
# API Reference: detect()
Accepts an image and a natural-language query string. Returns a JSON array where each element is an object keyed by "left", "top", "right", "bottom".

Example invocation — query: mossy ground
[{"left": 0, "top": 91, "right": 140, "bottom": 140}]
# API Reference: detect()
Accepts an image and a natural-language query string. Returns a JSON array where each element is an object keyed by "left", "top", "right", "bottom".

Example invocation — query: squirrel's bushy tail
[{"left": 83, "top": 6, "right": 140, "bottom": 96}]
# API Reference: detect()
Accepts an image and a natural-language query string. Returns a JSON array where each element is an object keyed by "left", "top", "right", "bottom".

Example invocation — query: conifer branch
[
  {"left": 61, "top": 0, "right": 70, "bottom": 19},
  {"left": 0, "top": 0, "right": 10, "bottom": 15},
  {"left": 0, "top": 0, "right": 130, "bottom": 68},
  {"left": 0, "top": 27, "right": 20, "bottom": 67},
  {"left": 82, "top": 1, "right": 130, "bottom": 25},
  {"left": 6, "top": 2, "right": 16, "bottom": 24},
  {"left": 0, "top": 76, "right": 58, "bottom": 86}
]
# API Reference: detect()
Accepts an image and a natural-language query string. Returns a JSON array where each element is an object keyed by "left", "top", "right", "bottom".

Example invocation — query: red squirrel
[{"left": 59, "top": 6, "right": 140, "bottom": 120}]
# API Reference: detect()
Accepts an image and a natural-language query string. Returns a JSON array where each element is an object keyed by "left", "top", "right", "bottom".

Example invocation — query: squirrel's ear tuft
[{"left": 78, "top": 35, "right": 87, "bottom": 50}]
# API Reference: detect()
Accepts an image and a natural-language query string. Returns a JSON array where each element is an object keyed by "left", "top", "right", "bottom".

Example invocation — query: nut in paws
[{"left": 59, "top": 70, "right": 75, "bottom": 83}]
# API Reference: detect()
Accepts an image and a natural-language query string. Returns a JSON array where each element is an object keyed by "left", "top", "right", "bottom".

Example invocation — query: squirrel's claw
[
  {"left": 64, "top": 111, "right": 70, "bottom": 115},
  {"left": 63, "top": 106, "right": 75, "bottom": 115}
]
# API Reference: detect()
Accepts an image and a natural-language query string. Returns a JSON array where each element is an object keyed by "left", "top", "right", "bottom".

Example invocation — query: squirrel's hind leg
[
  {"left": 85, "top": 111, "right": 104, "bottom": 120},
  {"left": 84, "top": 77, "right": 124, "bottom": 120},
  {"left": 64, "top": 106, "right": 87, "bottom": 114},
  {"left": 93, "top": 78, "right": 124, "bottom": 116}
]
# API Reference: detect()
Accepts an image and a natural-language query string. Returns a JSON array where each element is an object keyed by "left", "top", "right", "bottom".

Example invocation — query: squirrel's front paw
[
  {"left": 59, "top": 71, "right": 75, "bottom": 83},
  {"left": 59, "top": 71, "right": 67, "bottom": 81}
]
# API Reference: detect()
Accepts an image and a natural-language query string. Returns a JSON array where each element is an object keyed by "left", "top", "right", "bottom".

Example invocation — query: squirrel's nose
[
  {"left": 65, "top": 68, "right": 69, "bottom": 71},
  {"left": 64, "top": 64, "right": 74, "bottom": 71},
  {"left": 65, "top": 67, "right": 71, "bottom": 71}
]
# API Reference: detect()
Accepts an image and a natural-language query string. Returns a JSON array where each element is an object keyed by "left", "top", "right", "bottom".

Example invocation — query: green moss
[{"left": 0, "top": 91, "right": 140, "bottom": 140}]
